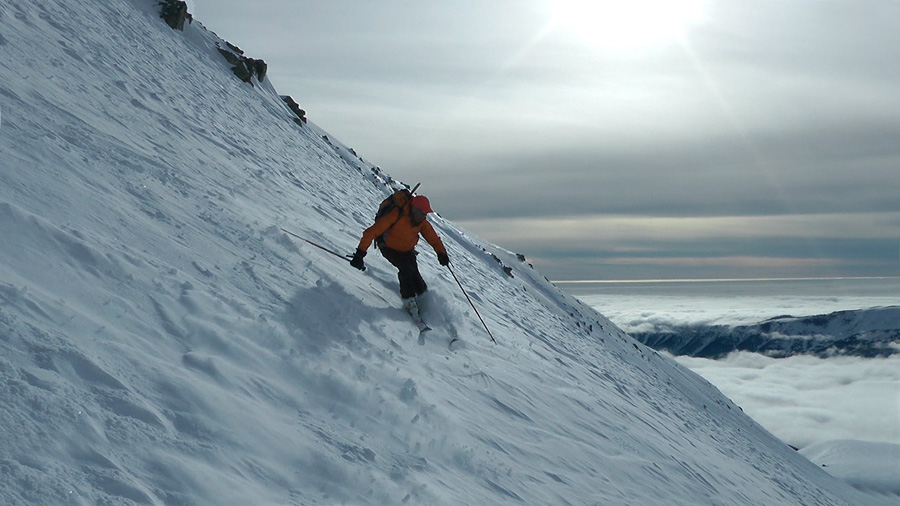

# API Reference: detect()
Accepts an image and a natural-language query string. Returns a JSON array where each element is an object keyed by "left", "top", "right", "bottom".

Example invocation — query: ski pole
[
  {"left": 447, "top": 264, "right": 497, "bottom": 344},
  {"left": 280, "top": 228, "right": 358, "bottom": 267}
]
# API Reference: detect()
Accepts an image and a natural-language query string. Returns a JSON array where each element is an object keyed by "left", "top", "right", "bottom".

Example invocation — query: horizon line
[{"left": 552, "top": 276, "right": 900, "bottom": 284}]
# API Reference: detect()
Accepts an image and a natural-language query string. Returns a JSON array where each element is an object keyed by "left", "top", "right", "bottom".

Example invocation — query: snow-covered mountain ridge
[
  {"left": 634, "top": 306, "right": 900, "bottom": 359},
  {"left": 0, "top": 1, "right": 890, "bottom": 504}
]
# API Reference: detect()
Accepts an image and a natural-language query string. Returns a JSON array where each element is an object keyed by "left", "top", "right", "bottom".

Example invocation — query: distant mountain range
[{"left": 633, "top": 306, "right": 900, "bottom": 358}]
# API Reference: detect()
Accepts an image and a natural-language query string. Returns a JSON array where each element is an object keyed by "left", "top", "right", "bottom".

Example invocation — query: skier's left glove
[
  {"left": 350, "top": 248, "right": 367, "bottom": 270},
  {"left": 437, "top": 252, "right": 450, "bottom": 266}
]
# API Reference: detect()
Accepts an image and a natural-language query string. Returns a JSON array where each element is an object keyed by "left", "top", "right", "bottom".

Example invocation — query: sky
[{"left": 188, "top": 0, "right": 900, "bottom": 281}]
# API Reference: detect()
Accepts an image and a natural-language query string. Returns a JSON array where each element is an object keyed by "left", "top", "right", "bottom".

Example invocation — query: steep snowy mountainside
[{"left": 0, "top": 1, "right": 890, "bottom": 505}]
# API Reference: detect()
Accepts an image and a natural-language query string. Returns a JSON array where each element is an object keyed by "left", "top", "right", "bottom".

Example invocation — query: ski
[
  {"left": 415, "top": 319, "right": 432, "bottom": 333},
  {"left": 405, "top": 308, "right": 430, "bottom": 342},
  {"left": 416, "top": 319, "right": 430, "bottom": 345},
  {"left": 403, "top": 297, "right": 430, "bottom": 334}
]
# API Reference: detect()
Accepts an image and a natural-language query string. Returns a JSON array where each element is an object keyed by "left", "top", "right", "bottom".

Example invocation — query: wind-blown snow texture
[{"left": 0, "top": 1, "right": 893, "bottom": 505}]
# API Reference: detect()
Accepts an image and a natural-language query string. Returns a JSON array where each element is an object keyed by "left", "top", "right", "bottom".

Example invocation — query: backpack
[{"left": 373, "top": 188, "right": 412, "bottom": 248}]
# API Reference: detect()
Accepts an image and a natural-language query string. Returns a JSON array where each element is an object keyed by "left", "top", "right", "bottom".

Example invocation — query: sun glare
[{"left": 547, "top": 0, "right": 710, "bottom": 50}]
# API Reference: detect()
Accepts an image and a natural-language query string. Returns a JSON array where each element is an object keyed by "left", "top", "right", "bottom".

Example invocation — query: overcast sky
[{"left": 189, "top": 0, "right": 900, "bottom": 281}]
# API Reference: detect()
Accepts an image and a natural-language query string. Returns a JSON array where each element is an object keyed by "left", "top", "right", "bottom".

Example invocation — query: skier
[{"left": 350, "top": 193, "right": 450, "bottom": 323}]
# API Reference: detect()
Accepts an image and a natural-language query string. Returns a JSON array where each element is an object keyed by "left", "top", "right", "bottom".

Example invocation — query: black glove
[
  {"left": 437, "top": 252, "right": 450, "bottom": 266},
  {"left": 350, "top": 248, "right": 366, "bottom": 270}
]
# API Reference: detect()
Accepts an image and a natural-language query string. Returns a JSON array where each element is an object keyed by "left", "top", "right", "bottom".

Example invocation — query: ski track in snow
[{"left": 0, "top": 1, "right": 895, "bottom": 505}]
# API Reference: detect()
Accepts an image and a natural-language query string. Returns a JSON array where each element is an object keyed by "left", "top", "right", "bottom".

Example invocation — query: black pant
[{"left": 380, "top": 247, "right": 427, "bottom": 299}]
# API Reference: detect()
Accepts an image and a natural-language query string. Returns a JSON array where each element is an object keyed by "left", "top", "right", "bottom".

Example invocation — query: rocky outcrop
[
  {"left": 157, "top": 2, "right": 265, "bottom": 86},
  {"left": 281, "top": 95, "right": 307, "bottom": 125},
  {"left": 159, "top": 0, "right": 191, "bottom": 31},
  {"left": 216, "top": 41, "right": 267, "bottom": 85}
]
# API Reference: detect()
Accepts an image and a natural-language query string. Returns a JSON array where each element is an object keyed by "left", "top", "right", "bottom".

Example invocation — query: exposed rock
[
  {"left": 230, "top": 60, "right": 252, "bottom": 83},
  {"left": 158, "top": 0, "right": 191, "bottom": 31},
  {"left": 247, "top": 58, "right": 267, "bottom": 82},
  {"left": 216, "top": 47, "right": 242, "bottom": 66},
  {"left": 281, "top": 96, "right": 308, "bottom": 124},
  {"left": 216, "top": 42, "right": 267, "bottom": 85}
]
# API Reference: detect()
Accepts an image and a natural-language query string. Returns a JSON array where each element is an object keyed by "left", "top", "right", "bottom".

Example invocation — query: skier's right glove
[
  {"left": 437, "top": 252, "right": 450, "bottom": 266},
  {"left": 350, "top": 248, "right": 366, "bottom": 271}
]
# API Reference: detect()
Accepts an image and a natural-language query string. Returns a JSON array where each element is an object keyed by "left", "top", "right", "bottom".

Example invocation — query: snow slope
[{"left": 0, "top": 1, "right": 893, "bottom": 504}]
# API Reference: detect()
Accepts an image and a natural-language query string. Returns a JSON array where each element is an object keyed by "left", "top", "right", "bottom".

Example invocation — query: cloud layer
[
  {"left": 577, "top": 287, "right": 900, "bottom": 448},
  {"left": 675, "top": 352, "right": 900, "bottom": 449}
]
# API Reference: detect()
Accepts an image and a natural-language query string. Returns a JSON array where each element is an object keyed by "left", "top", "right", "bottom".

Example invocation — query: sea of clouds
[{"left": 578, "top": 292, "right": 900, "bottom": 450}]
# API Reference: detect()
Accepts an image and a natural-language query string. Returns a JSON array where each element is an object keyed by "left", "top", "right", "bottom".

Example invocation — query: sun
[{"left": 547, "top": 0, "right": 710, "bottom": 51}]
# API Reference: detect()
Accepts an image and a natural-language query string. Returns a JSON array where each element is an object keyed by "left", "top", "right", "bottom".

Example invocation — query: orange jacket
[{"left": 358, "top": 205, "right": 447, "bottom": 255}]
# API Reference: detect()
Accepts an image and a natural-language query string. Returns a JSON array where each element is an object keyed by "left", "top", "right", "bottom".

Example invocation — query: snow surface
[{"left": 0, "top": 0, "right": 895, "bottom": 504}]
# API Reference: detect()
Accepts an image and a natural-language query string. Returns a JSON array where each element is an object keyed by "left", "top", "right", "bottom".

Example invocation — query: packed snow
[{"left": 0, "top": 0, "right": 896, "bottom": 504}]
